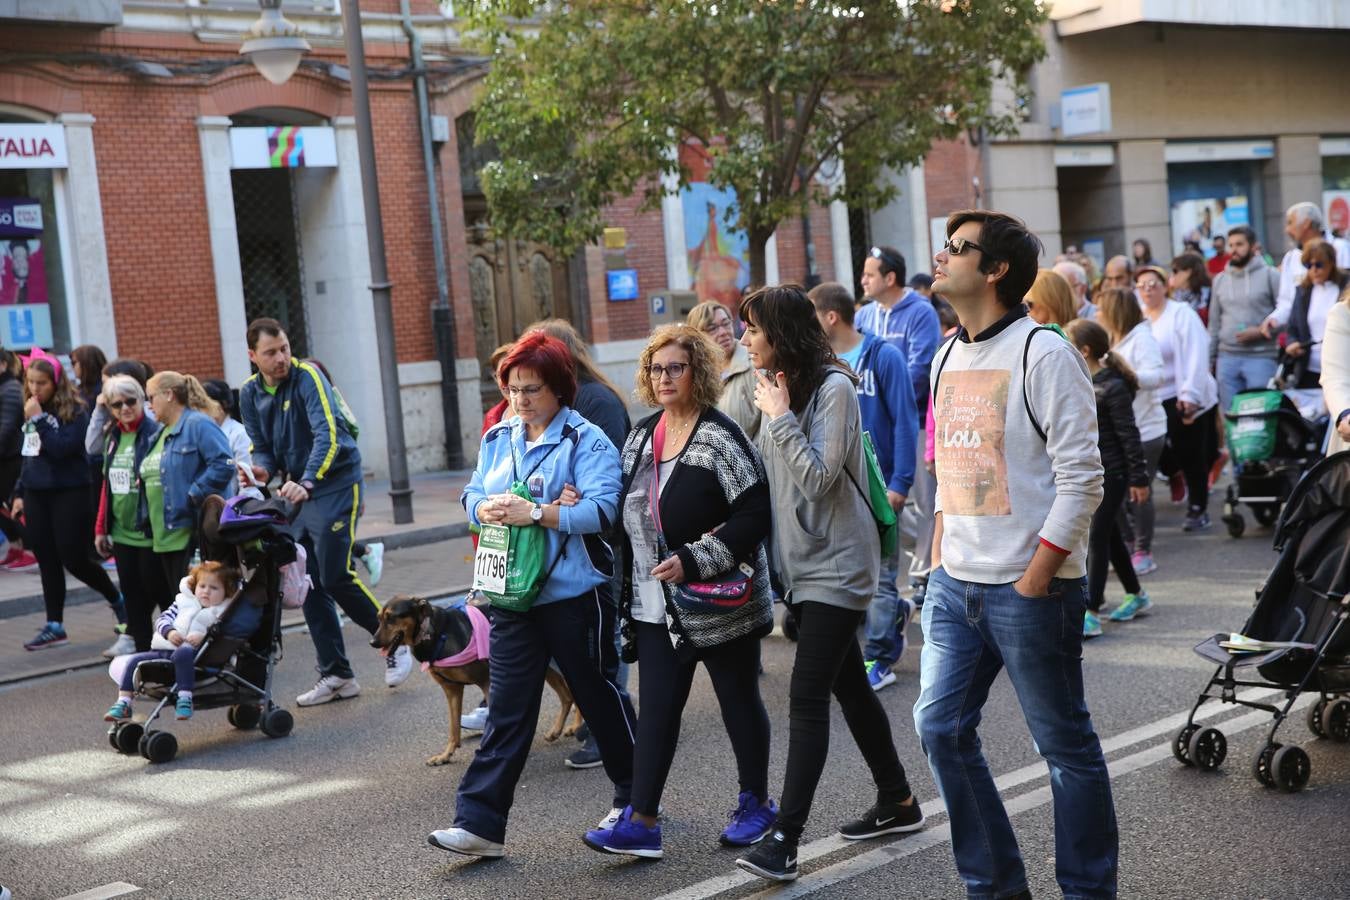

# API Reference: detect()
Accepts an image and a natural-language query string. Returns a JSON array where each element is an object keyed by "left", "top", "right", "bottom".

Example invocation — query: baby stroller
[
  {"left": 106, "top": 494, "right": 301, "bottom": 764},
  {"left": 1219, "top": 375, "right": 1326, "bottom": 538},
  {"left": 1173, "top": 450, "right": 1350, "bottom": 792}
]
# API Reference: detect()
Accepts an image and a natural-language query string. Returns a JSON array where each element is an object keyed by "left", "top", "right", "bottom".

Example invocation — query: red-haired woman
[{"left": 429, "top": 332, "right": 637, "bottom": 860}]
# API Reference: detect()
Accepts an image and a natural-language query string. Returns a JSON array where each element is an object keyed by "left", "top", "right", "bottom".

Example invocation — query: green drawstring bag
[
  {"left": 844, "top": 430, "right": 899, "bottom": 558},
  {"left": 473, "top": 481, "right": 560, "bottom": 613}
]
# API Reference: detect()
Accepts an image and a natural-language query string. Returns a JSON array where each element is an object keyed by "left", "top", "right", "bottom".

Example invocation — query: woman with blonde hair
[
  {"left": 687, "top": 300, "right": 759, "bottom": 439},
  {"left": 1025, "top": 268, "right": 1077, "bottom": 331},
  {"left": 143, "top": 371, "right": 234, "bottom": 586}
]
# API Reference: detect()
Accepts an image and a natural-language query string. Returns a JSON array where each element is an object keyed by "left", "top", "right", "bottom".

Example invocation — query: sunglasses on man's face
[{"left": 942, "top": 236, "right": 987, "bottom": 257}]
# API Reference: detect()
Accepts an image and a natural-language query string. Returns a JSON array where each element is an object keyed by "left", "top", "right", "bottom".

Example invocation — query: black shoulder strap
[{"left": 1022, "top": 326, "right": 1051, "bottom": 443}]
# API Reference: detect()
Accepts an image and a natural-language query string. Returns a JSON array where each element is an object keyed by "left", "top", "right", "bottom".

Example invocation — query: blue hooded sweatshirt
[
  {"left": 854, "top": 289, "right": 941, "bottom": 416},
  {"left": 852, "top": 333, "right": 917, "bottom": 496}
]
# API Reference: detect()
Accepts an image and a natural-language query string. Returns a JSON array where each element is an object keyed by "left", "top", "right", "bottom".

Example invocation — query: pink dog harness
[{"left": 423, "top": 604, "right": 491, "bottom": 671}]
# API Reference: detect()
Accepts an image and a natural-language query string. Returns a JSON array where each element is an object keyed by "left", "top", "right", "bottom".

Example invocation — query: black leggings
[
  {"left": 1087, "top": 474, "right": 1141, "bottom": 612},
  {"left": 114, "top": 542, "right": 174, "bottom": 652},
  {"left": 27, "top": 486, "right": 120, "bottom": 623},
  {"left": 1162, "top": 399, "right": 1217, "bottom": 513},
  {"left": 630, "top": 621, "right": 770, "bottom": 818},
  {"left": 775, "top": 601, "right": 912, "bottom": 842}
]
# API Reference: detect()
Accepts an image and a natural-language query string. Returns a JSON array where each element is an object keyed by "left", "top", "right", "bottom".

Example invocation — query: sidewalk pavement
[
  {"left": 0, "top": 468, "right": 475, "bottom": 622},
  {"left": 0, "top": 535, "right": 479, "bottom": 685}
]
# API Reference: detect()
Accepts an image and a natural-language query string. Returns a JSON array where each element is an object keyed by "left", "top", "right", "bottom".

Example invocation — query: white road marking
[
  {"left": 54, "top": 883, "right": 141, "bottom": 900},
  {"left": 655, "top": 687, "right": 1283, "bottom": 900},
  {"left": 749, "top": 699, "right": 1307, "bottom": 898}
]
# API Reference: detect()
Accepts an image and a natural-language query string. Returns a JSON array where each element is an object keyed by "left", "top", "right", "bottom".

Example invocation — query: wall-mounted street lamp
[
  {"left": 240, "top": 0, "right": 312, "bottom": 86},
  {"left": 241, "top": 0, "right": 416, "bottom": 524}
]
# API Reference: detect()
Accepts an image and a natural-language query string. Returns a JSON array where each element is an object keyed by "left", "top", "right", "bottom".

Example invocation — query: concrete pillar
[
  {"left": 868, "top": 164, "right": 929, "bottom": 281},
  {"left": 985, "top": 142, "right": 1063, "bottom": 261},
  {"left": 195, "top": 116, "right": 250, "bottom": 384},
  {"left": 58, "top": 113, "right": 117, "bottom": 354},
  {"left": 1268, "top": 135, "right": 1323, "bottom": 253},
  {"left": 1116, "top": 140, "right": 1170, "bottom": 262}
]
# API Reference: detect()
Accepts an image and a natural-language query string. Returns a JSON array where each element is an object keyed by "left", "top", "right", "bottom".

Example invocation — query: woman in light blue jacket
[{"left": 429, "top": 332, "right": 636, "bottom": 861}]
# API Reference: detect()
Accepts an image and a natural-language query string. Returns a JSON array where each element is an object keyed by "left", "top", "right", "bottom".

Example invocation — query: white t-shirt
[
  {"left": 627, "top": 458, "right": 676, "bottom": 624},
  {"left": 1308, "top": 281, "right": 1340, "bottom": 373}
]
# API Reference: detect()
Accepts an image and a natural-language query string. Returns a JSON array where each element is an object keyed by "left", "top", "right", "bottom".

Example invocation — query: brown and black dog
[{"left": 370, "top": 595, "right": 582, "bottom": 766}]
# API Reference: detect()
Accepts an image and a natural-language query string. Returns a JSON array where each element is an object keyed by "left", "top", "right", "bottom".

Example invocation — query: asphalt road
[{"left": 2, "top": 500, "right": 1349, "bottom": 900}]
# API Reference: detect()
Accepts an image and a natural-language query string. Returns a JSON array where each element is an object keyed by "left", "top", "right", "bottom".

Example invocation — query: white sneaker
[
  {"left": 427, "top": 827, "right": 504, "bottom": 858},
  {"left": 103, "top": 633, "right": 135, "bottom": 659},
  {"left": 385, "top": 645, "right": 413, "bottom": 687},
  {"left": 595, "top": 807, "right": 624, "bottom": 830},
  {"left": 460, "top": 705, "right": 489, "bottom": 731},
  {"left": 362, "top": 542, "right": 385, "bottom": 586},
  {"left": 296, "top": 674, "right": 361, "bottom": 707}
]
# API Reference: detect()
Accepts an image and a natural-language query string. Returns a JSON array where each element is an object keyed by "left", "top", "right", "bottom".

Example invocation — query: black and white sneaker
[
  {"left": 735, "top": 830, "right": 798, "bottom": 882},
  {"left": 838, "top": 797, "right": 925, "bottom": 840}
]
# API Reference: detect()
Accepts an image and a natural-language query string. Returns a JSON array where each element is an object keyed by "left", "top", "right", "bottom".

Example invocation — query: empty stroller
[
  {"left": 106, "top": 494, "right": 301, "bottom": 764},
  {"left": 1219, "top": 380, "right": 1325, "bottom": 538},
  {"left": 1173, "top": 450, "right": 1350, "bottom": 792}
]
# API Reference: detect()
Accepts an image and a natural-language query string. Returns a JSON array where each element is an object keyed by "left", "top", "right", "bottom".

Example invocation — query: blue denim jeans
[
  {"left": 864, "top": 544, "right": 905, "bottom": 665},
  {"left": 1216, "top": 353, "right": 1279, "bottom": 415},
  {"left": 913, "top": 567, "right": 1118, "bottom": 900}
]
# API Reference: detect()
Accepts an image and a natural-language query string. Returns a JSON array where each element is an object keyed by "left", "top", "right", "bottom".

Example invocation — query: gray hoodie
[
  {"left": 1209, "top": 255, "right": 1280, "bottom": 362},
  {"left": 762, "top": 368, "right": 878, "bottom": 611}
]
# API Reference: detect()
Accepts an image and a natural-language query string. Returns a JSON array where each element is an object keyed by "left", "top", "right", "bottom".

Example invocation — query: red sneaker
[
  {"left": 3, "top": 549, "right": 39, "bottom": 572},
  {"left": 1208, "top": 448, "right": 1230, "bottom": 489}
]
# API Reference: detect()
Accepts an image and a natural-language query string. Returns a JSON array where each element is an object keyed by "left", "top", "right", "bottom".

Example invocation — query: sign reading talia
[{"left": 0, "top": 125, "right": 68, "bottom": 169}]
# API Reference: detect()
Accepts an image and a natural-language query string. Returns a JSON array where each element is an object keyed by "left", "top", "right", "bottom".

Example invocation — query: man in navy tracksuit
[
  {"left": 855, "top": 245, "right": 942, "bottom": 608},
  {"left": 811, "top": 283, "right": 917, "bottom": 691},
  {"left": 239, "top": 318, "right": 412, "bottom": 706}
]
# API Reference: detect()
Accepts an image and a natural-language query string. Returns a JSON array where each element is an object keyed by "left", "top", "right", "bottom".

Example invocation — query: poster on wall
[
  {"left": 1170, "top": 196, "right": 1249, "bottom": 258},
  {"left": 0, "top": 196, "right": 55, "bottom": 346},
  {"left": 1324, "top": 191, "right": 1350, "bottom": 237},
  {"left": 680, "top": 143, "right": 750, "bottom": 307}
]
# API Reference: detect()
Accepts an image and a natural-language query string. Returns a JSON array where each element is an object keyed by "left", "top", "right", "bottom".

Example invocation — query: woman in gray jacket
[{"left": 733, "top": 285, "right": 923, "bottom": 883}]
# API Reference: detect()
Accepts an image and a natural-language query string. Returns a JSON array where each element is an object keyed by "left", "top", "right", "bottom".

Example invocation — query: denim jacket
[
  {"left": 462, "top": 407, "right": 622, "bottom": 606},
  {"left": 158, "top": 409, "right": 235, "bottom": 531}
]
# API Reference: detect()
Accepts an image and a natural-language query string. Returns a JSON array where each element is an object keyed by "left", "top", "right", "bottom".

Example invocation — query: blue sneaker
[
  {"left": 104, "top": 699, "right": 132, "bottom": 722},
  {"left": 720, "top": 791, "right": 778, "bottom": 846},
  {"left": 582, "top": 806, "right": 662, "bottom": 858},
  {"left": 24, "top": 623, "right": 68, "bottom": 651},
  {"left": 1083, "top": 610, "right": 1103, "bottom": 639},
  {"left": 1107, "top": 591, "right": 1152, "bottom": 622},
  {"left": 865, "top": 659, "right": 896, "bottom": 692},
  {"left": 175, "top": 695, "right": 194, "bottom": 720}
]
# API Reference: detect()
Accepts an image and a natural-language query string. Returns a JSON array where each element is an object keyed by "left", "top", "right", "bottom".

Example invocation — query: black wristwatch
[{"left": 301, "top": 479, "right": 316, "bottom": 494}]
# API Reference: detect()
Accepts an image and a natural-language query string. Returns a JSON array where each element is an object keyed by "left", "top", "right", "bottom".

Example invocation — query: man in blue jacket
[
  {"left": 811, "top": 282, "right": 917, "bottom": 692},
  {"left": 239, "top": 318, "right": 411, "bottom": 706}
]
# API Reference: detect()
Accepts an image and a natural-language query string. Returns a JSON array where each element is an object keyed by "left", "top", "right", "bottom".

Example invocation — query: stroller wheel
[
  {"left": 1222, "top": 514, "right": 1245, "bottom": 539},
  {"left": 1253, "top": 504, "right": 1280, "bottom": 527},
  {"left": 1187, "top": 727, "right": 1227, "bottom": 771},
  {"left": 139, "top": 730, "right": 177, "bottom": 764},
  {"left": 111, "top": 721, "right": 143, "bottom": 755},
  {"left": 1271, "top": 745, "right": 1311, "bottom": 793},
  {"left": 260, "top": 707, "right": 294, "bottom": 739},
  {"left": 1307, "top": 700, "right": 1329, "bottom": 738},
  {"left": 1252, "top": 742, "right": 1281, "bottom": 788},
  {"left": 1172, "top": 724, "right": 1199, "bottom": 766},
  {"left": 1324, "top": 698, "right": 1350, "bottom": 743},
  {"left": 228, "top": 704, "right": 262, "bottom": 730}
]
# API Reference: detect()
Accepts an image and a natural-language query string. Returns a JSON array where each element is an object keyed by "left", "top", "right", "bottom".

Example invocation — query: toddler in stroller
[
  {"left": 104, "top": 492, "right": 302, "bottom": 763},
  {"left": 105, "top": 561, "right": 241, "bottom": 722}
]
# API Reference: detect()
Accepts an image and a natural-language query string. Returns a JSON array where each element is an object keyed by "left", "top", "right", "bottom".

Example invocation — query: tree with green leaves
[{"left": 468, "top": 0, "right": 1048, "bottom": 285}]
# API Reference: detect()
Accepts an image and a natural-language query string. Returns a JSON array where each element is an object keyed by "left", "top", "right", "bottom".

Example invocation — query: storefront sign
[
  {"left": 1060, "top": 84, "right": 1111, "bottom": 138},
  {"left": 1054, "top": 144, "right": 1115, "bottom": 168},
  {"left": 1, "top": 306, "right": 54, "bottom": 348},
  {"left": 607, "top": 268, "right": 639, "bottom": 301},
  {"left": 1164, "top": 141, "right": 1274, "bottom": 164},
  {"left": 229, "top": 126, "right": 338, "bottom": 169},
  {"left": 1320, "top": 138, "right": 1350, "bottom": 158},
  {"left": 0, "top": 125, "right": 68, "bottom": 170}
]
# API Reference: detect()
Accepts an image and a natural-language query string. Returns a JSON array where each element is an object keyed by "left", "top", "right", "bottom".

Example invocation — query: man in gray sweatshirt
[
  {"left": 913, "top": 210, "right": 1114, "bottom": 900},
  {"left": 1209, "top": 225, "right": 1281, "bottom": 413}
]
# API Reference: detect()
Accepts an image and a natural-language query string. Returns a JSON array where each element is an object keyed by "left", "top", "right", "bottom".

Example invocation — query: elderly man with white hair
[
  {"left": 1264, "top": 202, "right": 1350, "bottom": 337},
  {"left": 1053, "top": 259, "right": 1095, "bottom": 319}
]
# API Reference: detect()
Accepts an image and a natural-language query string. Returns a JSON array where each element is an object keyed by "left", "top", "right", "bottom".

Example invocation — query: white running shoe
[
  {"left": 103, "top": 633, "right": 135, "bottom": 659},
  {"left": 427, "top": 827, "right": 504, "bottom": 858},
  {"left": 296, "top": 674, "right": 361, "bottom": 706},
  {"left": 460, "top": 705, "right": 488, "bottom": 731},
  {"left": 385, "top": 645, "right": 413, "bottom": 687},
  {"left": 595, "top": 807, "right": 624, "bottom": 830},
  {"left": 361, "top": 542, "right": 385, "bottom": 586}
]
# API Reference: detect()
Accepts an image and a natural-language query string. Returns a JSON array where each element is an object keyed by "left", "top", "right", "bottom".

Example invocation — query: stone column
[
  {"left": 985, "top": 141, "right": 1063, "bottom": 260},
  {"left": 57, "top": 113, "right": 117, "bottom": 352},
  {"left": 1116, "top": 139, "right": 1169, "bottom": 262},
  {"left": 196, "top": 116, "right": 250, "bottom": 384},
  {"left": 1268, "top": 135, "right": 1323, "bottom": 250}
]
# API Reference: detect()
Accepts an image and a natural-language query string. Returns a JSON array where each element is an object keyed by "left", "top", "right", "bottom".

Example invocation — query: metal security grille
[{"left": 231, "top": 168, "right": 309, "bottom": 357}]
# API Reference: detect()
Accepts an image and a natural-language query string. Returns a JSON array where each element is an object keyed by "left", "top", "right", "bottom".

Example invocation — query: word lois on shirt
[{"left": 934, "top": 370, "right": 1012, "bottom": 518}]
